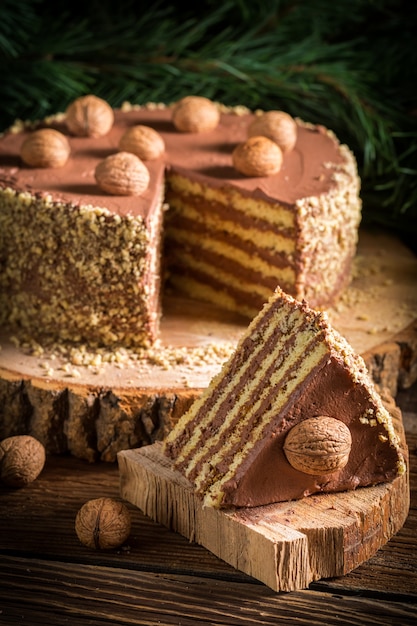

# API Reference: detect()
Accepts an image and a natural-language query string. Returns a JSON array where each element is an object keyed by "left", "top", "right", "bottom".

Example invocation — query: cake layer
[
  {"left": 164, "top": 184, "right": 298, "bottom": 317},
  {"left": 163, "top": 288, "right": 405, "bottom": 508}
]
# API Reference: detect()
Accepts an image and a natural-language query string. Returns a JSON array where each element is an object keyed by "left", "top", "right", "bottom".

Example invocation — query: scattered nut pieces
[
  {"left": 119, "top": 125, "right": 165, "bottom": 160},
  {"left": 0, "top": 435, "right": 46, "bottom": 488},
  {"left": 248, "top": 111, "right": 298, "bottom": 152},
  {"left": 232, "top": 136, "right": 283, "bottom": 177},
  {"left": 75, "top": 497, "right": 131, "bottom": 550},
  {"left": 172, "top": 96, "right": 220, "bottom": 133},
  {"left": 66, "top": 94, "right": 114, "bottom": 137},
  {"left": 95, "top": 151, "right": 150, "bottom": 196},
  {"left": 283, "top": 416, "right": 352, "bottom": 475},
  {"left": 20, "top": 128, "right": 71, "bottom": 168}
]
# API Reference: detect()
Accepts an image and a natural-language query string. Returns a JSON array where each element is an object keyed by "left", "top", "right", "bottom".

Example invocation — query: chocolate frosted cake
[
  {"left": 163, "top": 287, "right": 406, "bottom": 508},
  {"left": 0, "top": 96, "right": 361, "bottom": 349}
]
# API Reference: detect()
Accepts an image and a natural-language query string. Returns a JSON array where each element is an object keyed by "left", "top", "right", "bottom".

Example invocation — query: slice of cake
[
  {"left": 0, "top": 96, "right": 361, "bottom": 350},
  {"left": 163, "top": 287, "right": 406, "bottom": 508}
]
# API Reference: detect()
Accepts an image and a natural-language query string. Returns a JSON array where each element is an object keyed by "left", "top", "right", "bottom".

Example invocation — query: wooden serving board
[
  {"left": 118, "top": 441, "right": 409, "bottom": 593},
  {"left": 1, "top": 229, "right": 417, "bottom": 461}
]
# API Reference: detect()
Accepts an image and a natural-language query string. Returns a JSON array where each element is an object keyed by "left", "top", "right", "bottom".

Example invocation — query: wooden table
[{"left": 0, "top": 383, "right": 416, "bottom": 625}]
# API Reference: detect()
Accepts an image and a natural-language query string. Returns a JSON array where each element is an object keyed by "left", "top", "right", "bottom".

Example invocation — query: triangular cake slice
[{"left": 163, "top": 287, "right": 406, "bottom": 508}]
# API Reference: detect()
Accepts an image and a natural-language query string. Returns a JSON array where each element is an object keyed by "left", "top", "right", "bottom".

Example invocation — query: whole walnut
[
  {"left": 248, "top": 111, "right": 298, "bottom": 153},
  {"left": 95, "top": 152, "right": 150, "bottom": 196},
  {"left": 20, "top": 128, "right": 70, "bottom": 168},
  {"left": 66, "top": 94, "right": 114, "bottom": 137},
  {"left": 233, "top": 136, "right": 283, "bottom": 177},
  {"left": 75, "top": 497, "right": 131, "bottom": 550},
  {"left": 119, "top": 125, "right": 165, "bottom": 160},
  {"left": 283, "top": 416, "right": 352, "bottom": 475},
  {"left": 0, "top": 435, "right": 46, "bottom": 488},
  {"left": 172, "top": 96, "right": 220, "bottom": 133}
]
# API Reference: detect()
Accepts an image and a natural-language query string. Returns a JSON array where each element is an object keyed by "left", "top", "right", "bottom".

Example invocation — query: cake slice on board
[
  {"left": 118, "top": 285, "right": 408, "bottom": 591},
  {"left": 162, "top": 286, "right": 406, "bottom": 508}
]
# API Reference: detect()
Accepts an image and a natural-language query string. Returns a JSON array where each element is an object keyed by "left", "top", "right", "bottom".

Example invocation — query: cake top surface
[{"left": 0, "top": 103, "right": 348, "bottom": 218}]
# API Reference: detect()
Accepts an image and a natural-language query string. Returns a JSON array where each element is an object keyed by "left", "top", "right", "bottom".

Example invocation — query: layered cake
[
  {"left": 163, "top": 287, "right": 406, "bottom": 508},
  {"left": 0, "top": 95, "right": 361, "bottom": 349}
]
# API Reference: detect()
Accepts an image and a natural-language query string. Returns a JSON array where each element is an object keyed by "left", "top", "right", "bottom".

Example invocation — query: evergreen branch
[{"left": 0, "top": 0, "right": 416, "bottom": 242}]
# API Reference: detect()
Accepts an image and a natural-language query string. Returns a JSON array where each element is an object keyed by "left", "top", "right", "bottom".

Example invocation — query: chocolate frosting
[
  {"left": 221, "top": 357, "right": 401, "bottom": 507},
  {"left": 0, "top": 107, "right": 346, "bottom": 219}
]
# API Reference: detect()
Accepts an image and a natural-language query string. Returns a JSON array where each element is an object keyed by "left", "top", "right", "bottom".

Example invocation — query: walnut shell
[
  {"left": 66, "top": 94, "right": 114, "bottom": 137},
  {"left": 119, "top": 125, "right": 165, "bottom": 160},
  {"left": 75, "top": 497, "right": 131, "bottom": 550},
  {"left": 283, "top": 416, "right": 352, "bottom": 475},
  {"left": 172, "top": 96, "right": 220, "bottom": 133},
  {"left": 0, "top": 435, "right": 46, "bottom": 488},
  {"left": 232, "top": 136, "right": 283, "bottom": 177},
  {"left": 95, "top": 151, "right": 150, "bottom": 196},
  {"left": 20, "top": 128, "right": 70, "bottom": 168},
  {"left": 248, "top": 111, "right": 298, "bottom": 152}
]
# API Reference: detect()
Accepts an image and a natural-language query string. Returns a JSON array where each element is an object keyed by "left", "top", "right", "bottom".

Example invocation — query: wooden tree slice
[
  {"left": 118, "top": 441, "right": 409, "bottom": 592},
  {"left": 119, "top": 395, "right": 409, "bottom": 592},
  {"left": 0, "top": 229, "right": 416, "bottom": 461}
]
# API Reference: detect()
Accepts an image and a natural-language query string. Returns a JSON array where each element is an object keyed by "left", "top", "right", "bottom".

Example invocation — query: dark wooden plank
[
  {"left": 0, "top": 556, "right": 416, "bottom": 626},
  {"left": 0, "top": 376, "right": 416, "bottom": 604},
  {"left": 0, "top": 451, "right": 246, "bottom": 581}
]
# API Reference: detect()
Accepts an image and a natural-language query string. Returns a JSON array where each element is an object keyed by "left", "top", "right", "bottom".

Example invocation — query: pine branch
[{"left": 0, "top": 0, "right": 416, "bottom": 241}]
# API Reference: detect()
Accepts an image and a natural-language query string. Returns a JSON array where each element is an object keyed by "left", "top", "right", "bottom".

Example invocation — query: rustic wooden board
[
  {"left": 1, "top": 229, "right": 416, "bottom": 461},
  {"left": 118, "top": 441, "right": 409, "bottom": 592},
  {"left": 118, "top": 393, "right": 410, "bottom": 593}
]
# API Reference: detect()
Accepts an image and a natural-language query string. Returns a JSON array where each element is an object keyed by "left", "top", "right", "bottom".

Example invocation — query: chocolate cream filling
[{"left": 165, "top": 212, "right": 297, "bottom": 270}]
